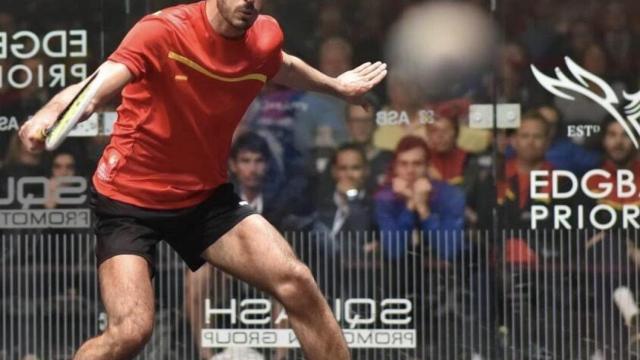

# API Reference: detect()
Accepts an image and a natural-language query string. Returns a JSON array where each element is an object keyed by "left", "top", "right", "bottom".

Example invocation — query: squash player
[{"left": 18, "top": 0, "right": 387, "bottom": 359}]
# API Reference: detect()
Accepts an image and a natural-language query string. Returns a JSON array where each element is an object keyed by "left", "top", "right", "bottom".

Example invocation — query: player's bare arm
[
  {"left": 18, "top": 61, "right": 133, "bottom": 153},
  {"left": 272, "top": 52, "right": 387, "bottom": 106}
]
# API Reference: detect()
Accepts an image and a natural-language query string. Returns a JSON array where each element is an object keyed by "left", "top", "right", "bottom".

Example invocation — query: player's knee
[
  {"left": 106, "top": 314, "right": 154, "bottom": 352},
  {"left": 274, "top": 262, "right": 317, "bottom": 308}
]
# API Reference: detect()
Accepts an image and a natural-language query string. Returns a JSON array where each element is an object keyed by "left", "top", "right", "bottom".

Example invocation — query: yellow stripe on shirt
[{"left": 168, "top": 51, "right": 267, "bottom": 83}]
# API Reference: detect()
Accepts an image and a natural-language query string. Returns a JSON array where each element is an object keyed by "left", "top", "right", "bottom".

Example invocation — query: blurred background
[{"left": 2, "top": 0, "right": 640, "bottom": 359}]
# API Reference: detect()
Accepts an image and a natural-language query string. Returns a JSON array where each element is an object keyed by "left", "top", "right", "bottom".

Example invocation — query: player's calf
[{"left": 106, "top": 313, "right": 155, "bottom": 356}]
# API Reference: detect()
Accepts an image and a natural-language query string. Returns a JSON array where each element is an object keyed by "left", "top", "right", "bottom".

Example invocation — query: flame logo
[{"left": 531, "top": 57, "right": 640, "bottom": 148}]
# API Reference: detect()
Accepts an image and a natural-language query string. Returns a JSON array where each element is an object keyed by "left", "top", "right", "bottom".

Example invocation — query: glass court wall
[{"left": 2, "top": 0, "right": 640, "bottom": 359}]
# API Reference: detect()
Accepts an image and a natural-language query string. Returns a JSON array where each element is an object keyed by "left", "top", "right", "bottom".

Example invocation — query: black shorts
[{"left": 90, "top": 183, "right": 257, "bottom": 274}]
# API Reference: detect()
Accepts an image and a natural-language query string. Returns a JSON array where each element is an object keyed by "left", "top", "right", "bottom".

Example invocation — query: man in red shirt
[{"left": 19, "top": 1, "right": 387, "bottom": 359}]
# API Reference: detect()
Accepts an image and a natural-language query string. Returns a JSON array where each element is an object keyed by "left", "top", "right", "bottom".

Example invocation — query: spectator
[
  {"left": 314, "top": 144, "right": 377, "bottom": 239},
  {"left": 186, "top": 132, "right": 297, "bottom": 360},
  {"left": 240, "top": 84, "right": 313, "bottom": 216},
  {"left": 294, "top": 37, "right": 353, "bottom": 169},
  {"left": 585, "top": 119, "right": 639, "bottom": 228},
  {"left": 497, "top": 112, "right": 573, "bottom": 358},
  {"left": 228, "top": 132, "right": 300, "bottom": 229},
  {"left": 426, "top": 103, "right": 468, "bottom": 186},
  {"left": 345, "top": 103, "right": 392, "bottom": 192},
  {"left": 373, "top": 72, "right": 427, "bottom": 151},
  {"left": 498, "top": 112, "right": 558, "bottom": 232},
  {"left": 374, "top": 136, "right": 465, "bottom": 261},
  {"left": 313, "top": 144, "right": 378, "bottom": 314},
  {"left": 44, "top": 150, "right": 83, "bottom": 210}
]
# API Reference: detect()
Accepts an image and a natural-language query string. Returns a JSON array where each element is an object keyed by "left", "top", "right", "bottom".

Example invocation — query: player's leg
[
  {"left": 201, "top": 214, "right": 350, "bottom": 360},
  {"left": 74, "top": 255, "right": 155, "bottom": 360}
]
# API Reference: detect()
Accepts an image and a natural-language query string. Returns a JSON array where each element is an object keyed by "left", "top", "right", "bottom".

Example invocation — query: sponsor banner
[
  {"left": 0, "top": 30, "right": 89, "bottom": 89},
  {"left": 0, "top": 209, "right": 91, "bottom": 228},
  {"left": 201, "top": 329, "right": 416, "bottom": 349}
]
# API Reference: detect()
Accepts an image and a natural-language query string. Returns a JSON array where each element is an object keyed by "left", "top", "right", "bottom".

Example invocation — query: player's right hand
[{"left": 18, "top": 116, "right": 52, "bottom": 153}]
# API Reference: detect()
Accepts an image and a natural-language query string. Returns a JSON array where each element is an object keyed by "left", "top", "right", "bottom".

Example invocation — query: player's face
[
  {"left": 394, "top": 147, "right": 428, "bottom": 185},
  {"left": 231, "top": 150, "right": 267, "bottom": 190},
  {"left": 332, "top": 150, "right": 367, "bottom": 190},
  {"left": 52, "top": 154, "right": 75, "bottom": 178},
  {"left": 513, "top": 119, "right": 548, "bottom": 164},
  {"left": 604, "top": 122, "right": 635, "bottom": 166},
  {"left": 427, "top": 117, "right": 457, "bottom": 154},
  {"left": 347, "top": 106, "right": 375, "bottom": 145},
  {"left": 217, "top": 0, "right": 262, "bottom": 31}
]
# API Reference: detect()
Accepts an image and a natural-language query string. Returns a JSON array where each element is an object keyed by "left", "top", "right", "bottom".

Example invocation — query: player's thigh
[
  {"left": 98, "top": 255, "right": 155, "bottom": 332},
  {"left": 200, "top": 214, "right": 300, "bottom": 293}
]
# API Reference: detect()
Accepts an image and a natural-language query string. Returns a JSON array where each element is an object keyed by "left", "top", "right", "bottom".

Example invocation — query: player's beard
[{"left": 217, "top": 0, "right": 258, "bottom": 31}]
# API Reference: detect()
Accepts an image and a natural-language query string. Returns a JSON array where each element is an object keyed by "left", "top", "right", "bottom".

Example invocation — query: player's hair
[
  {"left": 329, "top": 143, "right": 367, "bottom": 168},
  {"left": 230, "top": 132, "right": 272, "bottom": 161}
]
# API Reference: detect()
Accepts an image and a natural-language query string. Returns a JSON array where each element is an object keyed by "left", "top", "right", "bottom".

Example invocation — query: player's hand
[
  {"left": 18, "top": 114, "right": 54, "bottom": 153},
  {"left": 336, "top": 61, "right": 387, "bottom": 108}
]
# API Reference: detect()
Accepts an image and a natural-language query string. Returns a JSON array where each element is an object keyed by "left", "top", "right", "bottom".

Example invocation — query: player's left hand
[{"left": 337, "top": 61, "right": 387, "bottom": 108}]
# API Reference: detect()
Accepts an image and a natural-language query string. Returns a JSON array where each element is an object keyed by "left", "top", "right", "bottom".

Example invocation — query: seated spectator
[
  {"left": 496, "top": 112, "right": 572, "bottom": 358},
  {"left": 228, "top": 131, "right": 308, "bottom": 230},
  {"left": 186, "top": 132, "right": 299, "bottom": 360},
  {"left": 585, "top": 118, "right": 640, "bottom": 228},
  {"left": 498, "top": 112, "right": 558, "bottom": 232},
  {"left": 374, "top": 136, "right": 465, "bottom": 261},
  {"left": 314, "top": 144, "right": 377, "bottom": 239},
  {"left": 496, "top": 112, "right": 575, "bottom": 267},
  {"left": 240, "top": 84, "right": 314, "bottom": 217},
  {"left": 426, "top": 103, "right": 468, "bottom": 186},
  {"left": 345, "top": 103, "right": 392, "bottom": 192}
]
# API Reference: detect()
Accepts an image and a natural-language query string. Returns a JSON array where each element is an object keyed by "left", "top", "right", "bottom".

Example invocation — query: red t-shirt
[{"left": 93, "top": 2, "right": 284, "bottom": 209}]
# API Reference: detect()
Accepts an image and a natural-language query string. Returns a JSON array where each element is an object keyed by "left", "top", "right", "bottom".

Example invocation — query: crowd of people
[{"left": 2, "top": 0, "right": 640, "bottom": 358}]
